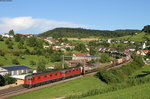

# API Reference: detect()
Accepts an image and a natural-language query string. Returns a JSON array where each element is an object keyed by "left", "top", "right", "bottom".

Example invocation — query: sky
[{"left": 0, "top": 0, "right": 150, "bottom": 34}]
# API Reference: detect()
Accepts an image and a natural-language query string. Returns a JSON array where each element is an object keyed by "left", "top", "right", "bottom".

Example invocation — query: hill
[
  {"left": 38, "top": 28, "right": 140, "bottom": 38},
  {"left": 0, "top": 38, "right": 58, "bottom": 68}
]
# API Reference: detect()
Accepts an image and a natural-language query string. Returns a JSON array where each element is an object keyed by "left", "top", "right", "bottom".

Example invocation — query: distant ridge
[{"left": 38, "top": 28, "right": 140, "bottom": 38}]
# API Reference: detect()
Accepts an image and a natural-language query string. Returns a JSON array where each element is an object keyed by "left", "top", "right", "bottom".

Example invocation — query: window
[
  {"left": 69, "top": 70, "right": 71, "bottom": 72},
  {"left": 44, "top": 76, "right": 47, "bottom": 78},
  {"left": 55, "top": 73, "right": 57, "bottom": 76},
  {"left": 50, "top": 74, "right": 52, "bottom": 77},
  {"left": 38, "top": 77, "right": 41, "bottom": 79},
  {"left": 65, "top": 71, "right": 68, "bottom": 74},
  {"left": 28, "top": 78, "right": 31, "bottom": 81}
]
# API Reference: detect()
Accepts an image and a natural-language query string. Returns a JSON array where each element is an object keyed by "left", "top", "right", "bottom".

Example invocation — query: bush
[
  {"left": 0, "top": 75, "right": 5, "bottom": 86},
  {"left": 7, "top": 44, "right": 13, "bottom": 49},
  {"left": 24, "top": 48, "right": 30, "bottom": 54},
  {"left": 96, "top": 56, "right": 145, "bottom": 84},
  {"left": 4, "top": 74, "right": 16, "bottom": 85},
  {"left": 30, "top": 60, "right": 36, "bottom": 66},
  {"left": 0, "top": 50, "right": 5, "bottom": 56},
  {"left": 0, "top": 36, "right": 4, "bottom": 41},
  {"left": 12, "top": 59, "right": 20, "bottom": 65}
]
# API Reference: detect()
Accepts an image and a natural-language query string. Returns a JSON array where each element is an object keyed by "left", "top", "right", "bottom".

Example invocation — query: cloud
[{"left": 0, "top": 16, "right": 89, "bottom": 34}]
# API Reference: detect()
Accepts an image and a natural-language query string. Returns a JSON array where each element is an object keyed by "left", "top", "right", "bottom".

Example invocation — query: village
[{"left": 0, "top": 31, "right": 150, "bottom": 89}]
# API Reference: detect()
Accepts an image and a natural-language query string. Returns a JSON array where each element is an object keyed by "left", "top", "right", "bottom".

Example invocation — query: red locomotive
[{"left": 24, "top": 66, "right": 82, "bottom": 88}]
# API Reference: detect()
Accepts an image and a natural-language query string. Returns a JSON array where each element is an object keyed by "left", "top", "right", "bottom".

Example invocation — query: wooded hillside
[{"left": 38, "top": 28, "right": 140, "bottom": 38}]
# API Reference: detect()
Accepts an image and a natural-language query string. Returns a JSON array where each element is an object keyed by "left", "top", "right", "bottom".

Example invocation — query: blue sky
[{"left": 0, "top": 0, "right": 150, "bottom": 34}]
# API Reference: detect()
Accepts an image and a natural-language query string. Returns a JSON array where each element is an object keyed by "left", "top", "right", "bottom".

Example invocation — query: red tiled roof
[{"left": 73, "top": 53, "right": 89, "bottom": 56}]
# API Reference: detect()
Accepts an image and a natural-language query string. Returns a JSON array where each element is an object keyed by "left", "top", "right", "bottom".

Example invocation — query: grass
[
  {"left": 82, "top": 82, "right": 150, "bottom": 99},
  {"left": 0, "top": 55, "right": 59, "bottom": 69},
  {"left": 8, "top": 75, "right": 109, "bottom": 99}
]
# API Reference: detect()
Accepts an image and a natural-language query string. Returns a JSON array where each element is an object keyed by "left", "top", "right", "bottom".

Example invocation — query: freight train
[{"left": 24, "top": 52, "right": 130, "bottom": 88}]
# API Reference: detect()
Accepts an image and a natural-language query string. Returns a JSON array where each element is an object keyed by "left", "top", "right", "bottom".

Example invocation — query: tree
[
  {"left": 26, "top": 36, "right": 37, "bottom": 47},
  {"left": 18, "top": 42, "right": 24, "bottom": 49},
  {"left": 9, "top": 29, "right": 14, "bottom": 35},
  {"left": 14, "top": 34, "right": 21, "bottom": 42},
  {"left": 0, "top": 75, "right": 5, "bottom": 86},
  {"left": 37, "top": 59, "right": 46, "bottom": 72},
  {"left": 50, "top": 51, "right": 62, "bottom": 62},
  {"left": 74, "top": 43, "right": 87, "bottom": 52},
  {"left": 99, "top": 53, "right": 110, "bottom": 63},
  {"left": 0, "top": 35, "right": 4, "bottom": 41},
  {"left": 4, "top": 74, "right": 16, "bottom": 85},
  {"left": 142, "top": 25, "right": 150, "bottom": 34},
  {"left": 89, "top": 47, "right": 97, "bottom": 55}
]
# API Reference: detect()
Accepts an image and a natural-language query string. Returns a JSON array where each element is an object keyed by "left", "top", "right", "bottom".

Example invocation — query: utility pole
[{"left": 62, "top": 55, "right": 64, "bottom": 69}]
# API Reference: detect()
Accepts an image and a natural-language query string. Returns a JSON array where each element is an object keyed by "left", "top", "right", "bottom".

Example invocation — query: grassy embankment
[
  {"left": 8, "top": 64, "right": 150, "bottom": 99},
  {"left": 8, "top": 75, "right": 109, "bottom": 99},
  {"left": 82, "top": 65, "right": 150, "bottom": 99}
]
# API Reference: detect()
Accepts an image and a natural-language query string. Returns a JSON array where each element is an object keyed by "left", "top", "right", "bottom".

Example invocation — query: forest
[{"left": 38, "top": 28, "right": 140, "bottom": 38}]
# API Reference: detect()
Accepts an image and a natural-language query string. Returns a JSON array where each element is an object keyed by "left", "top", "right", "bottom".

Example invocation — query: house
[
  {"left": 123, "top": 40, "right": 129, "bottom": 44},
  {"left": 136, "top": 50, "right": 149, "bottom": 56},
  {"left": 0, "top": 65, "right": 32, "bottom": 76},
  {"left": 52, "top": 45, "right": 61, "bottom": 50},
  {"left": 2, "top": 33, "right": 14, "bottom": 38},
  {"left": 39, "top": 37, "right": 54, "bottom": 44},
  {"left": 72, "top": 53, "right": 90, "bottom": 61},
  {"left": 21, "top": 34, "right": 33, "bottom": 38},
  {"left": 107, "top": 39, "right": 111, "bottom": 43},
  {"left": 130, "top": 41, "right": 135, "bottom": 44}
]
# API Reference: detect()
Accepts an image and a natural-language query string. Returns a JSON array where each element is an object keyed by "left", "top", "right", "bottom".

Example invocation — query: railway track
[{"left": 0, "top": 58, "right": 132, "bottom": 99}]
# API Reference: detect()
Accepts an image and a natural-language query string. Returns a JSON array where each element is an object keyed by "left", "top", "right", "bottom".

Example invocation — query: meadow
[{"left": 8, "top": 75, "right": 109, "bottom": 99}]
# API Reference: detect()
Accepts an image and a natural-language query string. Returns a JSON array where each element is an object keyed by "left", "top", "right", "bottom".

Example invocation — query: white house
[
  {"left": 0, "top": 65, "right": 32, "bottom": 76},
  {"left": 2, "top": 33, "right": 14, "bottom": 38},
  {"left": 107, "top": 39, "right": 112, "bottom": 43}
]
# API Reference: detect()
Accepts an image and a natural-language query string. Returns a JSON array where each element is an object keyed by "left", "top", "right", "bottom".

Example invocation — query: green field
[
  {"left": 82, "top": 82, "right": 150, "bottom": 99},
  {"left": 8, "top": 75, "right": 109, "bottom": 99},
  {"left": 0, "top": 55, "right": 58, "bottom": 69},
  {"left": 113, "top": 32, "right": 150, "bottom": 41}
]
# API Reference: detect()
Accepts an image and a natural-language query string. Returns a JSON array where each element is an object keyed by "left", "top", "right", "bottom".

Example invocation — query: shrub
[
  {"left": 30, "top": 60, "right": 36, "bottom": 66},
  {"left": 12, "top": 59, "right": 20, "bottom": 65},
  {"left": 0, "top": 63, "right": 4, "bottom": 66},
  {"left": 96, "top": 56, "right": 145, "bottom": 84}
]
